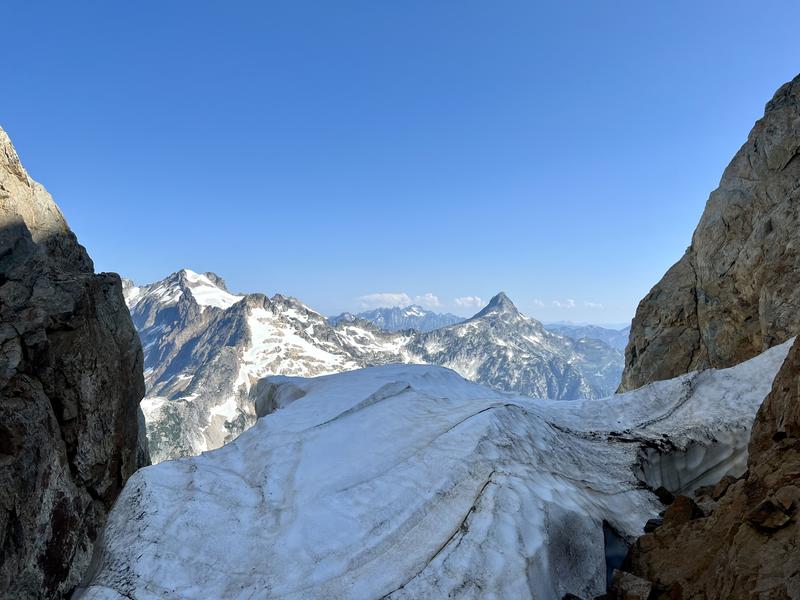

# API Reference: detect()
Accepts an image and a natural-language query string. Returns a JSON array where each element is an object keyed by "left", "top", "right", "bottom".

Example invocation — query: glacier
[
  {"left": 124, "top": 271, "right": 622, "bottom": 463},
  {"left": 77, "top": 339, "right": 792, "bottom": 600}
]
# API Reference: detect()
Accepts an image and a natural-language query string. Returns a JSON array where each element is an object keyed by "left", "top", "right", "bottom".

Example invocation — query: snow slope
[
  {"left": 125, "top": 273, "right": 622, "bottom": 462},
  {"left": 123, "top": 271, "right": 406, "bottom": 462},
  {"left": 78, "top": 340, "right": 792, "bottom": 600}
]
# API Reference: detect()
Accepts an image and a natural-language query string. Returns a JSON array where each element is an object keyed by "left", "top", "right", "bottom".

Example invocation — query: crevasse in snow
[{"left": 78, "top": 340, "right": 792, "bottom": 600}]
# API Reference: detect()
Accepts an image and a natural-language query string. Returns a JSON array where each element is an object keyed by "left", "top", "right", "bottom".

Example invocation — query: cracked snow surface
[{"left": 78, "top": 341, "right": 793, "bottom": 600}]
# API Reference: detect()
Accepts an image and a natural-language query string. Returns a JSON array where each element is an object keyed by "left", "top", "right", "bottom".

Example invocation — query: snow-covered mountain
[
  {"left": 125, "top": 271, "right": 622, "bottom": 462},
  {"left": 408, "top": 292, "right": 623, "bottom": 400},
  {"left": 123, "top": 270, "right": 412, "bottom": 462},
  {"left": 79, "top": 339, "right": 793, "bottom": 599},
  {"left": 330, "top": 305, "right": 464, "bottom": 332},
  {"left": 545, "top": 322, "right": 632, "bottom": 351}
]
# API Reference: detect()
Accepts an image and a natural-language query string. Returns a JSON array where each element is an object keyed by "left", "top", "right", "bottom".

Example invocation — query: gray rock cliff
[{"left": 0, "top": 127, "right": 146, "bottom": 598}]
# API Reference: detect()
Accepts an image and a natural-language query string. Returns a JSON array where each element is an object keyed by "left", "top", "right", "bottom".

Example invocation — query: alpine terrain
[
  {"left": 80, "top": 74, "right": 800, "bottom": 600},
  {"left": 0, "top": 127, "right": 147, "bottom": 598},
  {"left": 125, "top": 275, "right": 623, "bottom": 462},
  {"left": 79, "top": 334, "right": 793, "bottom": 599},
  {"left": 546, "top": 323, "right": 632, "bottom": 351},
  {"left": 330, "top": 305, "right": 464, "bottom": 332},
  {"left": 123, "top": 270, "right": 413, "bottom": 462},
  {"left": 5, "top": 54, "right": 799, "bottom": 600},
  {"left": 615, "top": 72, "right": 800, "bottom": 599}
]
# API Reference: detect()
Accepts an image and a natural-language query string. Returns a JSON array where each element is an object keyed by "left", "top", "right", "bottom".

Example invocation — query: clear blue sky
[{"left": 4, "top": 2, "right": 799, "bottom": 324}]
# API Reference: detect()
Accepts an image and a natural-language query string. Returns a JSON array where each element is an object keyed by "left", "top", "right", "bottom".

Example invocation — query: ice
[{"left": 79, "top": 340, "right": 793, "bottom": 600}]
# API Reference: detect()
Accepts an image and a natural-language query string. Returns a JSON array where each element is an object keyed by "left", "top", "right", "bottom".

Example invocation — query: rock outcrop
[
  {"left": 126, "top": 275, "right": 625, "bottom": 463},
  {"left": 625, "top": 337, "right": 800, "bottom": 598},
  {"left": 620, "top": 74, "right": 800, "bottom": 392},
  {"left": 0, "top": 127, "right": 146, "bottom": 598}
]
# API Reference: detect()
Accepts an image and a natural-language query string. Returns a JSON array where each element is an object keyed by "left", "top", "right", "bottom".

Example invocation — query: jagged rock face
[
  {"left": 408, "top": 293, "right": 623, "bottom": 400},
  {"left": 0, "top": 128, "right": 146, "bottom": 598},
  {"left": 125, "top": 270, "right": 412, "bottom": 462},
  {"left": 625, "top": 338, "right": 800, "bottom": 599},
  {"left": 127, "top": 280, "right": 624, "bottom": 462},
  {"left": 620, "top": 74, "right": 800, "bottom": 392}
]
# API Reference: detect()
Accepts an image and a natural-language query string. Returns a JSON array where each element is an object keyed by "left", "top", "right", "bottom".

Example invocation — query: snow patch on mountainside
[
  {"left": 237, "top": 306, "right": 359, "bottom": 384},
  {"left": 79, "top": 340, "right": 792, "bottom": 600},
  {"left": 182, "top": 269, "right": 243, "bottom": 309},
  {"left": 126, "top": 272, "right": 624, "bottom": 462}
]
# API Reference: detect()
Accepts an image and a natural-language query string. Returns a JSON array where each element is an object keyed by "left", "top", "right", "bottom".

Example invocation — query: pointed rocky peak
[
  {"left": 473, "top": 292, "right": 521, "bottom": 319},
  {"left": 241, "top": 293, "right": 270, "bottom": 311},
  {"left": 131, "top": 269, "right": 243, "bottom": 311}
]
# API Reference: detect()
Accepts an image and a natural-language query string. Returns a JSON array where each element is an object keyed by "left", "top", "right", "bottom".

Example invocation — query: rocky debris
[
  {"left": 0, "top": 127, "right": 146, "bottom": 598},
  {"left": 661, "top": 496, "right": 704, "bottom": 527},
  {"left": 710, "top": 474, "right": 738, "bottom": 501},
  {"left": 620, "top": 74, "right": 800, "bottom": 392},
  {"left": 643, "top": 518, "right": 663, "bottom": 533},
  {"left": 609, "top": 570, "right": 653, "bottom": 600},
  {"left": 626, "top": 337, "right": 800, "bottom": 599},
  {"left": 746, "top": 484, "right": 800, "bottom": 531},
  {"left": 652, "top": 486, "right": 674, "bottom": 506}
]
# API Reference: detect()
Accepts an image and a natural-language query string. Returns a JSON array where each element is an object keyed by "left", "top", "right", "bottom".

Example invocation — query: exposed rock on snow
[
  {"left": 0, "top": 127, "right": 146, "bottom": 598},
  {"left": 626, "top": 337, "right": 800, "bottom": 599},
  {"left": 125, "top": 271, "right": 411, "bottom": 462},
  {"left": 127, "top": 278, "right": 622, "bottom": 462},
  {"left": 621, "top": 73, "right": 800, "bottom": 392},
  {"left": 78, "top": 340, "right": 791, "bottom": 600}
]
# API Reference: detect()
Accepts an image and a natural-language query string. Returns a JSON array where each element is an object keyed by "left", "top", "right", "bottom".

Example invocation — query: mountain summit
[
  {"left": 474, "top": 291, "right": 519, "bottom": 318},
  {"left": 126, "top": 276, "right": 623, "bottom": 461},
  {"left": 408, "top": 292, "right": 621, "bottom": 401}
]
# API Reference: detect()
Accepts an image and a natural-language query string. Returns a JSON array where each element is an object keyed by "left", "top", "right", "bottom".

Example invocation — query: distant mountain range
[
  {"left": 330, "top": 305, "right": 464, "bottom": 332},
  {"left": 124, "top": 270, "right": 624, "bottom": 462},
  {"left": 545, "top": 323, "right": 631, "bottom": 351},
  {"left": 336, "top": 306, "right": 632, "bottom": 351}
]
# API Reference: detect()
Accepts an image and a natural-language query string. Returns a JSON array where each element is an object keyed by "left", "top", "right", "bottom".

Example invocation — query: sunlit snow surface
[
  {"left": 125, "top": 268, "right": 243, "bottom": 311},
  {"left": 80, "top": 341, "right": 793, "bottom": 600}
]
